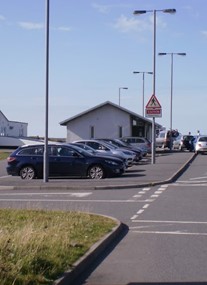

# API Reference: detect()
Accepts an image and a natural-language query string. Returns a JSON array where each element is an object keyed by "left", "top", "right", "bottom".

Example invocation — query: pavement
[
  {"left": 0, "top": 150, "right": 197, "bottom": 285},
  {"left": 0, "top": 150, "right": 196, "bottom": 191}
]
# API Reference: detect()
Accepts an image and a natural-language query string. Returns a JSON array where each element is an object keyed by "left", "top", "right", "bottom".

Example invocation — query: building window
[
  {"left": 90, "top": 126, "right": 94, "bottom": 138},
  {"left": 118, "top": 126, "right": 123, "bottom": 138}
]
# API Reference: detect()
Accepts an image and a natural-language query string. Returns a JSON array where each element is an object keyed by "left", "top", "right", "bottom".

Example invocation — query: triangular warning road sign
[{"left": 145, "top": 94, "right": 161, "bottom": 109}]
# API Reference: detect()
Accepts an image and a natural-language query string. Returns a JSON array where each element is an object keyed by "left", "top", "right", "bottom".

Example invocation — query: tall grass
[{"left": 0, "top": 209, "right": 116, "bottom": 285}]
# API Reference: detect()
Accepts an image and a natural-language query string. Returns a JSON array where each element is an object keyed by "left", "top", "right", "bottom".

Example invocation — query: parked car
[
  {"left": 156, "top": 130, "right": 180, "bottom": 149},
  {"left": 173, "top": 134, "right": 195, "bottom": 151},
  {"left": 73, "top": 139, "right": 136, "bottom": 167},
  {"left": 194, "top": 136, "right": 207, "bottom": 154},
  {"left": 120, "top": 136, "right": 151, "bottom": 154},
  {"left": 71, "top": 142, "right": 127, "bottom": 162},
  {"left": 6, "top": 144, "right": 126, "bottom": 180},
  {"left": 95, "top": 138, "right": 143, "bottom": 162}
]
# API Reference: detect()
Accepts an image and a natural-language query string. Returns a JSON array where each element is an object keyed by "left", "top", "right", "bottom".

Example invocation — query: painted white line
[
  {"left": 0, "top": 176, "right": 10, "bottom": 179},
  {"left": 142, "top": 187, "right": 150, "bottom": 191},
  {"left": 190, "top": 176, "right": 207, "bottom": 180},
  {"left": 137, "top": 209, "right": 144, "bottom": 214},
  {"left": 154, "top": 191, "right": 163, "bottom": 194},
  {"left": 143, "top": 204, "right": 149, "bottom": 209},
  {"left": 0, "top": 198, "right": 149, "bottom": 203},
  {"left": 0, "top": 192, "right": 92, "bottom": 197},
  {"left": 150, "top": 194, "right": 159, "bottom": 198},
  {"left": 131, "top": 219, "right": 207, "bottom": 224},
  {"left": 130, "top": 230, "right": 207, "bottom": 236},
  {"left": 131, "top": 215, "right": 138, "bottom": 220},
  {"left": 173, "top": 183, "right": 207, "bottom": 187},
  {"left": 133, "top": 195, "right": 142, "bottom": 198},
  {"left": 143, "top": 199, "right": 155, "bottom": 202},
  {"left": 138, "top": 191, "right": 146, "bottom": 194}
]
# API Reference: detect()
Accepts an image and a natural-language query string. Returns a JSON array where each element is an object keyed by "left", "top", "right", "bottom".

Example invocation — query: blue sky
[{"left": 0, "top": 0, "right": 206, "bottom": 137}]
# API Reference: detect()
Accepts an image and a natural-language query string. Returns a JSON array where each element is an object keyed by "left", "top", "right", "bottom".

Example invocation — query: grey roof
[
  {"left": 60, "top": 101, "right": 162, "bottom": 127},
  {"left": 0, "top": 110, "right": 28, "bottom": 125}
]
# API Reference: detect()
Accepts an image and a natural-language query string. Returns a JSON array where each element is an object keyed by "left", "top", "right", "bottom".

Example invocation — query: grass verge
[
  {"left": 0, "top": 151, "right": 10, "bottom": 160},
  {"left": 0, "top": 209, "right": 116, "bottom": 285}
]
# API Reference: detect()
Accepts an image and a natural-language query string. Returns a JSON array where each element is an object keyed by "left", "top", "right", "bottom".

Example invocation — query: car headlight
[{"left": 105, "top": 159, "right": 119, "bottom": 166}]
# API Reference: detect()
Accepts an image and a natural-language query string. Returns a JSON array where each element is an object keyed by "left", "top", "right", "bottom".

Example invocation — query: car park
[
  {"left": 194, "top": 136, "right": 207, "bottom": 154},
  {"left": 6, "top": 143, "right": 126, "bottom": 180},
  {"left": 120, "top": 136, "right": 151, "bottom": 154},
  {"left": 73, "top": 139, "right": 136, "bottom": 167},
  {"left": 95, "top": 138, "right": 143, "bottom": 162}
]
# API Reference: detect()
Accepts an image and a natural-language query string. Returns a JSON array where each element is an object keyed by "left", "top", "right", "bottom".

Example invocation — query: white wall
[
  {"left": 0, "top": 112, "right": 27, "bottom": 137},
  {"left": 66, "top": 105, "right": 131, "bottom": 142}
]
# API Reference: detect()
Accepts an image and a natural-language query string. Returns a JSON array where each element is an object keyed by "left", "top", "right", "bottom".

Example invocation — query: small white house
[
  {"left": 0, "top": 110, "right": 28, "bottom": 137},
  {"left": 60, "top": 101, "right": 162, "bottom": 142}
]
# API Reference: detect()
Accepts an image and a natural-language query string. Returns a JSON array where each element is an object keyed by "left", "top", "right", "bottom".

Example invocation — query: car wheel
[
  {"left": 88, "top": 165, "right": 105, "bottom": 179},
  {"left": 20, "top": 166, "right": 36, "bottom": 179}
]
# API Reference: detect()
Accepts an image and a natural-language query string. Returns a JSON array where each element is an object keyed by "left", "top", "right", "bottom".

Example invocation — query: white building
[
  {"left": 0, "top": 110, "right": 28, "bottom": 137},
  {"left": 60, "top": 101, "right": 162, "bottom": 142}
]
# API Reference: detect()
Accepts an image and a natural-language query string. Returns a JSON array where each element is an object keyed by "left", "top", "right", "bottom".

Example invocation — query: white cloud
[
  {"left": 113, "top": 14, "right": 167, "bottom": 34},
  {"left": 57, "top": 26, "right": 72, "bottom": 32},
  {"left": 0, "top": 15, "right": 6, "bottom": 21},
  {"left": 92, "top": 3, "right": 111, "bottom": 14},
  {"left": 92, "top": 3, "right": 131, "bottom": 14},
  {"left": 18, "top": 22, "right": 44, "bottom": 30},
  {"left": 113, "top": 15, "right": 151, "bottom": 33},
  {"left": 201, "top": 30, "right": 207, "bottom": 37}
]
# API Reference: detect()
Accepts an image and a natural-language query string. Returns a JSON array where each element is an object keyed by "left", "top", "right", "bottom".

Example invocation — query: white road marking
[
  {"left": 0, "top": 175, "right": 11, "bottom": 179},
  {"left": 138, "top": 191, "right": 146, "bottom": 194},
  {"left": 154, "top": 191, "right": 163, "bottom": 194},
  {"left": 130, "top": 230, "right": 207, "bottom": 236},
  {"left": 131, "top": 215, "right": 138, "bottom": 220},
  {"left": 137, "top": 209, "right": 145, "bottom": 214},
  {"left": 190, "top": 176, "right": 207, "bottom": 180},
  {"left": 143, "top": 204, "right": 149, "bottom": 209},
  {"left": 131, "top": 219, "right": 207, "bottom": 224},
  {"left": 150, "top": 194, "right": 159, "bottom": 198},
  {"left": 0, "top": 192, "right": 92, "bottom": 197},
  {"left": 142, "top": 187, "right": 150, "bottom": 191}
]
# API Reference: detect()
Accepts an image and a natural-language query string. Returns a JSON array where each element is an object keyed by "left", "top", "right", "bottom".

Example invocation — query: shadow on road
[{"left": 73, "top": 223, "right": 129, "bottom": 285}]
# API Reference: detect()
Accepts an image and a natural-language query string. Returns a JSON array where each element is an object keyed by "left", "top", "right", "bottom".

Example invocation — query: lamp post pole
[
  {"left": 133, "top": 8, "right": 176, "bottom": 164},
  {"left": 119, "top": 87, "right": 128, "bottom": 106},
  {"left": 44, "top": 0, "right": 50, "bottom": 182},
  {"left": 158, "top": 52, "right": 186, "bottom": 149},
  {"left": 133, "top": 71, "right": 153, "bottom": 117}
]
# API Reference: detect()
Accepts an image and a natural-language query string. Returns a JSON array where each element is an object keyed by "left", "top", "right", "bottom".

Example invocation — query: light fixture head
[{"left": 163, "top": 8, "right": 176, "bottom": 14}]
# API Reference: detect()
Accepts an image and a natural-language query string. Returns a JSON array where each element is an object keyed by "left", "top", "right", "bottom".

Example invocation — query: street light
[
  {"left": 158, "top": 52, "right": 186, "bottom": 150},
  {"left": 133, "top": 71, "right": 153, "bottom": 116},
  {"left": 119, "top": 87, "right": 128, "bottom": 106},
  {"left": 133, "top": 8, "right": 176, "bottom": 164},
  {"left": 44, "top": 0, "right": 50, "bottom": 182}
]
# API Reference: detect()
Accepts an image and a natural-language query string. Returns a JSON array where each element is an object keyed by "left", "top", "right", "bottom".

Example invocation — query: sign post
[
  {"left": 145, "top": 95, "right": 162, "bottom": 163},
  {"left": 145, "top": 94, "right": 162, "bottom": 118}
]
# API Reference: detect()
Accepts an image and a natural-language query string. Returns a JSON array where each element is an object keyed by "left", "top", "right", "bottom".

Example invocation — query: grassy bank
[
  {"left": 0, "top": 151, "right": 10, "bottom": 160},
  {"left": 0, "top": 209, "right": 116, "bottom": 285}
]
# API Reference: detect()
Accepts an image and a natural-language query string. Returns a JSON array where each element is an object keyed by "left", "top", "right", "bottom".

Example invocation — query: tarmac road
[{"left": 0, "top": 150, "right": 198, "bottom": 285}]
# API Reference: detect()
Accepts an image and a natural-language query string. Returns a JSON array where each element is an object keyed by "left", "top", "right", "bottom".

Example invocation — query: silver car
[
  {"left": 73, "top": 139, "right": 136, "bottom": 167},
  {"left": 195, "top": 136, "right": 207, "bottom": 154}
]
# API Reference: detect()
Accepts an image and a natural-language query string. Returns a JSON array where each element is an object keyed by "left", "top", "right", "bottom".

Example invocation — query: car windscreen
[{"left": 198, "top": 137, "right": 207, "bottom": 142}]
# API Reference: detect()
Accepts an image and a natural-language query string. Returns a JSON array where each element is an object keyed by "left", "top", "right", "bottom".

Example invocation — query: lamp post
[
  {"left": 158, "top": 52, "right": 186, "bottom": 150},
  {"left": 133, "top": 71, "right": 153, "bottom": 116},
  {"left": 133, "top": 8, "right": 176, "bottom": 164},
  {"left": 44, "top": 0, "right": 50, "bottom": 182},
  {"left": 119, "top": 87, "right": 128, "bottom": 106}
]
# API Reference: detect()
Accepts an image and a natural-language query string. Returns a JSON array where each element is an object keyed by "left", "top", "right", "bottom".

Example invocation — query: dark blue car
[{"left": 7, "top": 144, "right": 125, "bottom": 180}]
